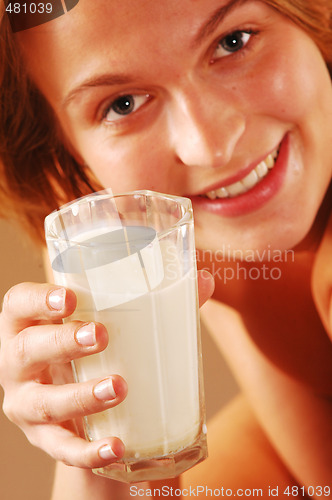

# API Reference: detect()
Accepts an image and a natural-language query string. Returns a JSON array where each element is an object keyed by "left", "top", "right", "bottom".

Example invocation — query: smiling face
[{"left": 17, "top": 0, "right": 332, "bottom": 252}]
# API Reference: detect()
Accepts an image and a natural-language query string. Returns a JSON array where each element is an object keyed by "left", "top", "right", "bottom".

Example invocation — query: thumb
[{"left": 197, "top": 270, "right": 215, "bottom": 307}]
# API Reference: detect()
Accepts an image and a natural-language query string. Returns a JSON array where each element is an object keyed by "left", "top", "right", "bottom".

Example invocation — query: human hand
[
  {"left": 0, "top": 272, "right": 214, "bottom": 469},
  {"left": 0, "top": 282, "right": 127, "bottom": 468},
  {"left": 197, "top": 269, "right": 215, "bottom": 307}
]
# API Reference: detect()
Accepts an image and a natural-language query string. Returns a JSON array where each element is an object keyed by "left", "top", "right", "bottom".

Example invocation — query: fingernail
[
  {"left": 76, "top": 323, "right": 96, "bottom": 347},
  {"left": 94, "top": 378, "right": 117, "bottom": 401},
  {"left": 98, "top": 444, "right": 117, "bottom": 460},
  {"left": 48, "top": 288, "right": 66, "bottom": 311}
]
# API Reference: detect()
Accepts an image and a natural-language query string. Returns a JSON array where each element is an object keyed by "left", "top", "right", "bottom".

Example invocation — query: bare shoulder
[
  {"left": 312, "top": 211, "right": 332, "bottom": 337},
  {"left": 181, "top": 395, "right": 296, "bottom": 495}
]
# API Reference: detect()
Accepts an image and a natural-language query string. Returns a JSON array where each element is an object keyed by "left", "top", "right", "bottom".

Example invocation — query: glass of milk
[{"left": 45, "top": 190, "right": 207, "bottom": 483}]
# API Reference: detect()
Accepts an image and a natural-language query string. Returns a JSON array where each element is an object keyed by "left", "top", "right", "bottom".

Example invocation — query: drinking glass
[{"left": 45, "top": 190, "right": 207, "bottom": 483}]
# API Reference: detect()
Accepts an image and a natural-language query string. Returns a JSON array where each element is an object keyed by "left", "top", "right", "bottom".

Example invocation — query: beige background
[
  {"left": 0, "top": 219, "right": 55, "bottom": 500},
  {"left": 0, "top": 217, "right": 238, "bottom": 500}
]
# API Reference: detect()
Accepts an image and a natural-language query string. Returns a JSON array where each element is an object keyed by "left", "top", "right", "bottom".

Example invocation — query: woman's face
[{"left": 18, "top": 0, "right": 332, "bottom": 252}]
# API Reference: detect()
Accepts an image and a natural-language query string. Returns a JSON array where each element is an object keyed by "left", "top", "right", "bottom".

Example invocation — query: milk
[
  {"left": 46, "top": 191, "right": 207, "bottom": 481},
  {"left": 69, "top": 271, "right": 200, "bottom": 459},
  {"left": 54, "top": 227, "right": 201, "bottom": 459}
]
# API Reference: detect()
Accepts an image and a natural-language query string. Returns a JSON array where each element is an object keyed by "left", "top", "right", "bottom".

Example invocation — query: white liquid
[{"left": 57, "top": 232, "right": 201, "bottom": 459}]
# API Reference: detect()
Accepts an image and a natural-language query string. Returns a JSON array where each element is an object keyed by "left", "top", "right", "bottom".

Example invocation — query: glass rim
[{"left": 44, "top": 190, "right": 193, "bottom": 246}]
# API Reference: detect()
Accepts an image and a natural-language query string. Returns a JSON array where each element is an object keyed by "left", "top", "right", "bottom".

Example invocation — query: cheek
[
  {"left": 60, "top": 109, "right": 173, "bottom": 192},
  {"left": 243, "top": 43, "right": 323, "bottom": 123},
  {"left": 78, "top": 133, "right": 167, "bottom": 191}
]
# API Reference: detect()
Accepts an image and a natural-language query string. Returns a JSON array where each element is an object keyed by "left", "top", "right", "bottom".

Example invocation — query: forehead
[
  {"left": 17, "top": 0, "right": 238, "bottom": 41},
  {"left": 16, "top": 0, "right": 245, "bottom": 97},
  {"left": 16, "top": 0, "right": 229, "bottom": 59}
]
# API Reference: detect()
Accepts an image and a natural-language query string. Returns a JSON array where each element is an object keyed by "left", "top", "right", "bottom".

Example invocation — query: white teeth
[
  {"left": 215, "top": 187, "right": 229, "bottom": 198},
  {"left": 203, "top": 147, "right": 279, "bottom": 200},
  {"left": 206, "top": 190, "right": 217, "bottom": 200},
  {"left": 255, "top": 161, "right": 268, "bottom": 178},
  {"left": 242, "top": 169, "right": 258, "bottom": 189},
  {"left": 227, "top": 181, "right": 245, "bottom": 197},
  {"left": 265, "top": 154, "right": 275, "bottom": 168}
]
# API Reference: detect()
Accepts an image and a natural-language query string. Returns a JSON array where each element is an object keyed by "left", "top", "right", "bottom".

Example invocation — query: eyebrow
[
  {"left": 193, "top": 0, "right": 245, "bottom": 47},
  {"left": 62, "top": 0, "right": 244, "bottom": 108},
  {"left": 62, "top": 74, "right": 136, "bottom": 108}
]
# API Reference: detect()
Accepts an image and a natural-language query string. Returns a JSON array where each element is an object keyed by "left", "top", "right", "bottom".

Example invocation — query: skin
[
  {"left": 16, "top": 0, "right": 332, "bottom": 254},
  {"left": 0, "top": 0, "right": 332, "bottom": 498}
]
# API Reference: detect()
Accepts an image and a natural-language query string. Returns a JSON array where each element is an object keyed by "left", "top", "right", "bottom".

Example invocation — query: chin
[{"left": 195, "top": 216, "right": 316, "bottom": 258}]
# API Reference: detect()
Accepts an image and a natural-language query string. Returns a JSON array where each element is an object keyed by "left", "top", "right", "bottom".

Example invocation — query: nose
[{"left": 167, "top": 87, "right": 245, "bottom": 168}]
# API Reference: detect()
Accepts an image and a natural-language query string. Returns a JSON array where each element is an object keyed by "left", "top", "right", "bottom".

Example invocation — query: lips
[
  {"left": 191, "top": 134, "right": 289, "bottom": 217},
  {"left": 202, "top": 148, "right": 279, "bottom": 200}
]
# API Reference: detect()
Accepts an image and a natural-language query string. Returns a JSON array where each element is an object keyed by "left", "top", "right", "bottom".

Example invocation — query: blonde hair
[{"left": 0, "top": 0, "right": 331, "bottom": 243}]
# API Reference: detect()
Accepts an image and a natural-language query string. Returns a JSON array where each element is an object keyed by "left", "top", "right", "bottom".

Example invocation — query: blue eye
[
  {"left": 103, "top": 94, "right": 150, "bottom": 122},
  {"left": 214, "top": 30, "right": 253, "bottom": 58}
]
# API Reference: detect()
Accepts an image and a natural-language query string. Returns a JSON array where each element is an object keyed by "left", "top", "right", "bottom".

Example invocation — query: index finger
[{"left": 1, "top": 282, "right": 77, "bottom": 335}]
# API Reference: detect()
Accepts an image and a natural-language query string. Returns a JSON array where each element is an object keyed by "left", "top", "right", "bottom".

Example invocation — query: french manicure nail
[
  {"left": 48, "top": 288, "right": 66, "bottom": 311},
  {"left": 98, "top": 444, "right": 117, "bottom": 460},
  {"left": 94, "top": 378, "right": 117, "bottom": 401},
  {"left": 76, "top": 323, "right": 96, "bottom": 347}
]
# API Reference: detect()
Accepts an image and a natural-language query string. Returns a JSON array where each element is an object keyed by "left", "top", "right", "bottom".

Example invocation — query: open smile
[
  {"left": 201, "top": 148, "right": 279, "bottom": 200},
  {"left": 190, "top": 134, "right": 289, "bottom": 217}
]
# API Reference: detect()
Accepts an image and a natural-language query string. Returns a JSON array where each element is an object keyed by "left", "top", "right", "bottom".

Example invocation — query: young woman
[{"left": 0, "top": 0, "right": 331, "bottom": 498}]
